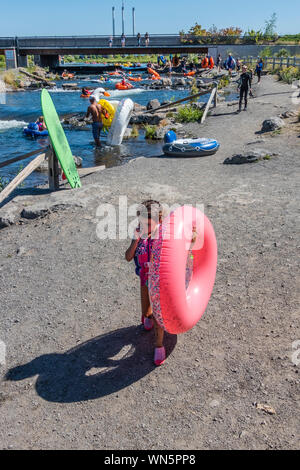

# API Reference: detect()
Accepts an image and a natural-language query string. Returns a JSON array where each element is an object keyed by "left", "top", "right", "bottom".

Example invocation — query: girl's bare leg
[
  {"left": 153, "top": 318, "right": 164, "bottom": 348},
  {"left": 140, "top": 284, "right": 152, "bottom": 318}
]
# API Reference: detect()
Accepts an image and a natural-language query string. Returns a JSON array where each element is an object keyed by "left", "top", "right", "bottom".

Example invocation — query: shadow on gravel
[{"left": 5, "top": 326, "right": 177, "bottom": 403}]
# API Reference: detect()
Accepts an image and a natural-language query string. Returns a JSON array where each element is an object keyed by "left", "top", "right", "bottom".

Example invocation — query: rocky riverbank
[{"left": 0, "top": 66, "right": 58, "bottom": 92}]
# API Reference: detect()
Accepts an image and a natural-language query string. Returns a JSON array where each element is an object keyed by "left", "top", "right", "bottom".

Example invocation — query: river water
[{"left": 0, "top": 73, "right": 234, "bottom": 189}]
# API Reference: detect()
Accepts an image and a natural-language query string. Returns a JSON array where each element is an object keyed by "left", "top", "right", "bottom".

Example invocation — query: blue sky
[{"left": 0, "top": 0, "right": 299, "bottom": 36}]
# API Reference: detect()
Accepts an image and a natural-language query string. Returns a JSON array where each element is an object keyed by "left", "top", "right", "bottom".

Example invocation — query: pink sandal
[
  {"left": 141, "top": 315, "right": 154, "bottom": 331},
  {"left": 154, "top": 347, "right": 166, "bottom": 366}
]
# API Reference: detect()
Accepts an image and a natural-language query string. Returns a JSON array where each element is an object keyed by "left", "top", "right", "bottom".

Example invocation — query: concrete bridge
[
  {"left": 0, "top": 35, "right": 209, "bottom": 69},
  {"left": 1, "top": 35, "right": 300, "bottom": 70}
]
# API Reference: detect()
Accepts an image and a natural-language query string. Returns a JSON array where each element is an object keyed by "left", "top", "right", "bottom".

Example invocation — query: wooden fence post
[
  {"left": 201, "top": 86, "right": 217, "bottom": 124},
  {"left": 287, "top": 57, "right": 290, "bottom": 68},
  {"left": 273, "top": 57, "right": 276, "bottom": 70},
  {"left": 213, "top": 82, "right": 218, "bottom": 108},
  {"left": 47, "top": 146, "right": 60, "bottom": 190}
]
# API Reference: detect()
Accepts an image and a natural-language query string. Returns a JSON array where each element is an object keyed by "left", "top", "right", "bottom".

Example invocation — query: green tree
[{"left": 264, "top": 13, "right": 277, "bottom": 37}]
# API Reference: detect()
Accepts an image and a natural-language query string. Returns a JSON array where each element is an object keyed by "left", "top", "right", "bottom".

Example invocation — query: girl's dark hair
[{"left": 137, "top": 200, "right": 163, "bottom": 222}]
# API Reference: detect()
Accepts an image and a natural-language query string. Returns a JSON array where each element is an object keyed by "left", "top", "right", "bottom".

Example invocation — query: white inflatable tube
[
  {"left": 91, "top": 87, "right": 106, "bottom": 101},
  {"left": 109, "top": 100, "right": 120, "bottom": 110},
  {"left": 106, "top": 98, "right": 134, "bottom": 146}
]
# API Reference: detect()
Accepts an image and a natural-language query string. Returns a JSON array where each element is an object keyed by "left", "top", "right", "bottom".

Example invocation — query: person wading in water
[
  {"left": 86, "top": 97, "right": 105, "bottom": 147},
  {"left": 237, "top": 65, "right": 253, "bottom": 112}
]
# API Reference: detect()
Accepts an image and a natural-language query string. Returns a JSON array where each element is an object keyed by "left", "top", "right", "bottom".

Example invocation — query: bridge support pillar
[
  {"left": 17, "top": 54, "right": 28, "bottom": 68},
  {"left": 34, "top": 55, "right": 41, "bottom": 66},
  {"left": 4, "top": 49, "right": 18, "bottom": 69},
  {"left": 40, "top": 55, "right": 59, "bottom": 70}
]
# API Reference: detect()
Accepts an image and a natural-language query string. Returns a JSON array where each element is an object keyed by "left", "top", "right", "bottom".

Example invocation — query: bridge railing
[
  {"left": 0, "top": 37, "right": 16, "bottom": 48},
  {"left": 17, "top": 35, "right": 183, "bottom": 49}
]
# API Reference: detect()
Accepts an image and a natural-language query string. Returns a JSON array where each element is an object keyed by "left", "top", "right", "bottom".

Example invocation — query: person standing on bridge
[
  {"left": 121, "top": 33, "right": 126, "bottom": 48},
  {"left": 86, "top": 97, "right": 105, "bottom": 147},
  {"left": 145, "top": 32, "right": 150, "bottom": 47},
  {"left": 137, "top": 33, "right": 141, "bottom": 47}
]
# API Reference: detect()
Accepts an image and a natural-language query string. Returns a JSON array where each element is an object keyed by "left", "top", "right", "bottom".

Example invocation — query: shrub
[
  {"left": 218, "top": 75, "right": 230, "bottom": 89},
  {"left": 276, "top": 48, "right": 289, "bottom": 58},
  {"left": 278, "top": 66, "right": 300, "bottom": 84},
  {"left": 131, "top": 125, "right": 139, "bottom": 138},
  {"left": 190, "top": 78, "right": 199, "bottom": 102},
  {"left": 176, "top": 105, "right": 203, "bottom": 123},
  {"left": 0, "top": 175, "right": 9, "bottom": 192},
  {"left": 144, "top": 125, "right": 157, "bottom": 139},
  {"left": 260, "top": 47, "right": 273, "bottom": 58},
  {"left": 3, "top": 70, "right": 16, "bottom": 86}
]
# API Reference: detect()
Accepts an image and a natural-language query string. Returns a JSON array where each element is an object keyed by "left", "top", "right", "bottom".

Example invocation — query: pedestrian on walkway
[{"left": 237, "top": 65, "right": 252, "bottom": 112}]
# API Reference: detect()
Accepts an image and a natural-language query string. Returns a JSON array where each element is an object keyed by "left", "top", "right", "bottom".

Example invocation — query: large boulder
[
  {"left": 134, "top": 102, "right": 146, "bottom": 113},
  {"left": 130, "top": 113, "right": 165, "bottom": 125},
  {"left": 173, "top": 78, "right": 186, "bottom": 87},
  {"left": 261, "top": 117, "right": 285, "bottom": 132},
  {"left": 146, "top": 99, "right": 161, "bottom": 110},
  {"left": 62, "top": 82, "right": 79, "bottom": 90},
  {"left": 161, "top": 78, "right": 172, "bottom": 87},
  {"left": 224, "top": 149, "right": 279, "bottom": 165}
]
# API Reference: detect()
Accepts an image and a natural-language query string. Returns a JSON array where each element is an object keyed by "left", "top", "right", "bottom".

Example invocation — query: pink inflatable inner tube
[{"left": 149, "top": 206, "right": 217, "bottom": 335}]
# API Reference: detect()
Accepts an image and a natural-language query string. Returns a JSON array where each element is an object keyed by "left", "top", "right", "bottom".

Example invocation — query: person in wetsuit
[{"left": 238, "top": 65, "right": 252, "bottom": 112}]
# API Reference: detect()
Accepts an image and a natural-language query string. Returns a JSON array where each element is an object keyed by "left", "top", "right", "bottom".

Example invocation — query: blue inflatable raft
[
  {"left": 163, "top": 131, "right": 220, "bottom": 157},
  {"left": 23, "top": 123, "right": 49, "bottom": 138}
]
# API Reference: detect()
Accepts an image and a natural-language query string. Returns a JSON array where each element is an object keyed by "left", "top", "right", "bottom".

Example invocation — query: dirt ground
[{"left": 0, "top": 75, "right": 299, "bottom": 450}]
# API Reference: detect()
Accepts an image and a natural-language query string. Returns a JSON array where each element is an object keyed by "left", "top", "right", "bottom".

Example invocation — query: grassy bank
[{"left": 63, "top": 54, "right": 158, "bottom": 64}]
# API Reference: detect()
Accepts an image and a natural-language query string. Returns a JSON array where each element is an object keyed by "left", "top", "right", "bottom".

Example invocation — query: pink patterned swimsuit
[{"left": 134, "top": 236, "right": 154, "bottom": 287}]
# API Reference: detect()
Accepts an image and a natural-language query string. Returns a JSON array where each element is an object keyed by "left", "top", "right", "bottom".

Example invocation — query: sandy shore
[{"left": 0, "top": 75, "right": 299, "bottom": 450}]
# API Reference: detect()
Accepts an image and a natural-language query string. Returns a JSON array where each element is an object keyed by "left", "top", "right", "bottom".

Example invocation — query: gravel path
[{"left": 0, "top": 75, "right": 299, "bottom": 450}]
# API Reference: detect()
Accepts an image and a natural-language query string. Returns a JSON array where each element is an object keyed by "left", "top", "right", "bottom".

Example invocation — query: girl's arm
[{"left": 125, "top": 236, "right": 140, "bottom": 262}]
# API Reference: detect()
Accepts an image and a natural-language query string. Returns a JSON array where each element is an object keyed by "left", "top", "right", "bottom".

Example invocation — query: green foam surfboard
[{"left": 41, "top": 89, "right": 81, "bottom": 188}]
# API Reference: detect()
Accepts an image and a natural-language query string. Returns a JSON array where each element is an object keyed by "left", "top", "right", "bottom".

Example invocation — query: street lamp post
[
  {"left": 122, "top": 1, "right": 125, "bottom": 36},
  {"left": 112, "top": 6, "right": 115, "bottom": 37},
  {"left": 132, "top": 7, "right": 135, "bottom": 36}
]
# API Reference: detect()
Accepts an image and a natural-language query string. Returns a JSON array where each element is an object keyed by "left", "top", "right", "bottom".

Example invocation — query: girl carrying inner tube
[{"left": 125, "top": 200, "right": 166, "bottom": 366}]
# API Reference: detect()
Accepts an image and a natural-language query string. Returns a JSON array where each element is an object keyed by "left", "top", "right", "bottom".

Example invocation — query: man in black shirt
[{"left": 238, "top": 65, "right": 252, "bottom": 112}]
